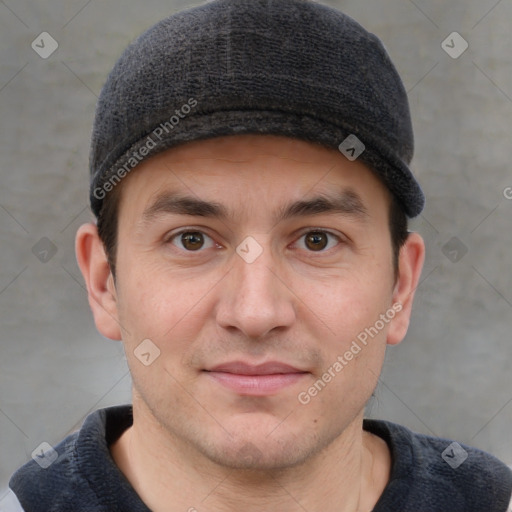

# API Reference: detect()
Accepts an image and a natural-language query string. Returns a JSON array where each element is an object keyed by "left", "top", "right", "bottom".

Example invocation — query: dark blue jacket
[{"left": 9, "top": 405, "right": 512, "bottom": 511}]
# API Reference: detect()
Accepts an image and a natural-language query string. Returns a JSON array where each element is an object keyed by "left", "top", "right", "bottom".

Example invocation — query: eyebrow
[{"left": 141, "top": 189, "right": 369, "bottom": 225}]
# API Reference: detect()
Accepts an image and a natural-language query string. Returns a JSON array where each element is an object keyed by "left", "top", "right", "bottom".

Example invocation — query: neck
[{"left": 111, "top": 399, "right": 390, "bottom": 512}]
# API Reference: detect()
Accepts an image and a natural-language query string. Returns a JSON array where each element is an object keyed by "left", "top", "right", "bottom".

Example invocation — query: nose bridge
[
  {"left": 234, "top": 233, "right": 280, "bottom": 302},
  {"left": 217, "top": 234, "right": 295, "bottom": 338}
]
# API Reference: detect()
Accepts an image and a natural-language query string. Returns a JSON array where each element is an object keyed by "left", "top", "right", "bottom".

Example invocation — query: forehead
[{"left": 115, "top": 134, "right": 392, "bottom": 223}]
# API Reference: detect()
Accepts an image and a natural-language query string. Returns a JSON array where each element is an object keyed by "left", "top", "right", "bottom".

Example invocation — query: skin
[{"left": 76, "top": 134, "right": 425, "bottom": 512}]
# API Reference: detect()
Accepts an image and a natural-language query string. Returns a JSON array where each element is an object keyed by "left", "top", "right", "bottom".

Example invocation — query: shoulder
[
  {"left": 365, "top": 419, "right": 512, "bottom": 512},
  {"left": 9, "top": 406, "right": 134, "bottom": 512},
  {"left": 9, "top": 428, "right": 95, "bottom": 510}
]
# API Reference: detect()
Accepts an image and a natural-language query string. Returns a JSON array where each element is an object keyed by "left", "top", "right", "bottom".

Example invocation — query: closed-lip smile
[{"left": 204, "top": 361, "right": 309, "bottom": 395}]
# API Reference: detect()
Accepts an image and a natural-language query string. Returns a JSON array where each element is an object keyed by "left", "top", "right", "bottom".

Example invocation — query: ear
[
  {"left": 75, "top": 222, "right": 122, "bottom": 340},
  {"left": 387, "top": 232, "right": 425, "bottom": 346}
]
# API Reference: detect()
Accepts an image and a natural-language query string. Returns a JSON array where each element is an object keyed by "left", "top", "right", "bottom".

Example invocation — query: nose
[{"left": 215, "top": 238, "right": 296, "bottom": 340}]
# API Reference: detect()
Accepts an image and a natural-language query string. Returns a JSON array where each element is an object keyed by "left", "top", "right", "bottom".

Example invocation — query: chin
[
  {"left": 194, "top": 419, "right": 329, "bottom": 472},
  {"left": 202, "top": 438, "right": 310, "bottom": 471}
]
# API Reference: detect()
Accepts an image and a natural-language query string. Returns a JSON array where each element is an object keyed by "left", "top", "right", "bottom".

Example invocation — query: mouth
[{"left": 203, "top": 361, "right": 309, "bottom": 396}]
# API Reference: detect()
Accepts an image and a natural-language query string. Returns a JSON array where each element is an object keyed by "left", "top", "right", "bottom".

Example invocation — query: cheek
[
  {"left": 311, "top": 269, "right": 393, "bottom": 336},
  {"left": 114, "top": 260, "right": 220, "bottom": 358},
  {"left": 302, "top": 269, "right": 393, "bottom": 391},
  {"left": 115, "top": 269, "right": 207, "bottom": 400}
]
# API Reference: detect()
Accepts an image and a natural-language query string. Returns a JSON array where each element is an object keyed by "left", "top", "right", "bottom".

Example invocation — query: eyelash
[{"left": 166, "top": 228, "right": 343, "bottom": 255}]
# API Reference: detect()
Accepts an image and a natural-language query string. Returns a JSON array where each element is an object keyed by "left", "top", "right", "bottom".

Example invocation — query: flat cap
[{"left": 90, "top": 0, "right": 425, "bottom": 217}]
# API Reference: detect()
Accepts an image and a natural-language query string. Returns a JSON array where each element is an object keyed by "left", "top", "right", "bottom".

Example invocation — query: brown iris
[
  {"left": 304, "top": 231, "right": 328, "bottom": 251},
  {"left": 180, "top": 232, "right": 205, "bottom": 251}
]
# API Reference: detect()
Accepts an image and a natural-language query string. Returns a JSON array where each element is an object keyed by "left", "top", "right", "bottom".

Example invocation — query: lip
[
  {"left": 207, "top": 361, "right": 306, "bottom": 375},
  {"left": 203, "top": 361, "right": 309, "bottom": 396}
]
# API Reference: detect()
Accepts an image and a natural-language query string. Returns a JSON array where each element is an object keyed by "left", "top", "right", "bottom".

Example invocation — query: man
[{"left": 9, "top": 0, "right": 512, "bottom": 510}]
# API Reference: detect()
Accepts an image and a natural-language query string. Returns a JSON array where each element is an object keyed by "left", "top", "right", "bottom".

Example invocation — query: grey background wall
[{"left": 1, "top": 0, "right": 511, "bottom": 501}]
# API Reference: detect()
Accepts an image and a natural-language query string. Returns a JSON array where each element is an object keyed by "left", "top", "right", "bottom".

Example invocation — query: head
[
  {"left": 76, "top": 0, "right": 425, "bottom": 470},
  {"left": 77, "top": 133, "right": 424, "bottom": 470}
]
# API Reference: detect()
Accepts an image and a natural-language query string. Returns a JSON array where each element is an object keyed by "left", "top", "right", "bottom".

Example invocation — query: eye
[
  {"left": 167, "top": 229, "right": 341, "bottom": 254},
  {"left": 168, "top": 230, "right": 216, "bottom": 252},
  {"left": 295, "top": 230, "right": 341, "bottom": 252}
]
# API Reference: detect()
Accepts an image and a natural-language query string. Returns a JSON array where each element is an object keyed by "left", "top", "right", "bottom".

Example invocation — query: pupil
[
  {"left": 182, "top": 232, "right": 203, "bottom": 250},
  {"left": 306, "top": 232, "right": 327, "bottom": 251}
]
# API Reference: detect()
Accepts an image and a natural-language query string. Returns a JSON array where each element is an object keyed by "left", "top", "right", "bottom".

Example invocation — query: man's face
[{"left": 102, "top": 134, "right": 409, "bottom": 469}]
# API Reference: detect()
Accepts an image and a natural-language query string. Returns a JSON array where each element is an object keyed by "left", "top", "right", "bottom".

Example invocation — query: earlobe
[
  {"left": 387, "top": 232, "right": 425, "bottom": 346},
  {"left": 75, "top": 223, "right": 122, "bottom": 341}
]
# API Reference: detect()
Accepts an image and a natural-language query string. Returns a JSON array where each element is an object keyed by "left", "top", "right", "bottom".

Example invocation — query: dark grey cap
[{"left": 89, "top": 0, "right": 425, "bottom": 217}]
